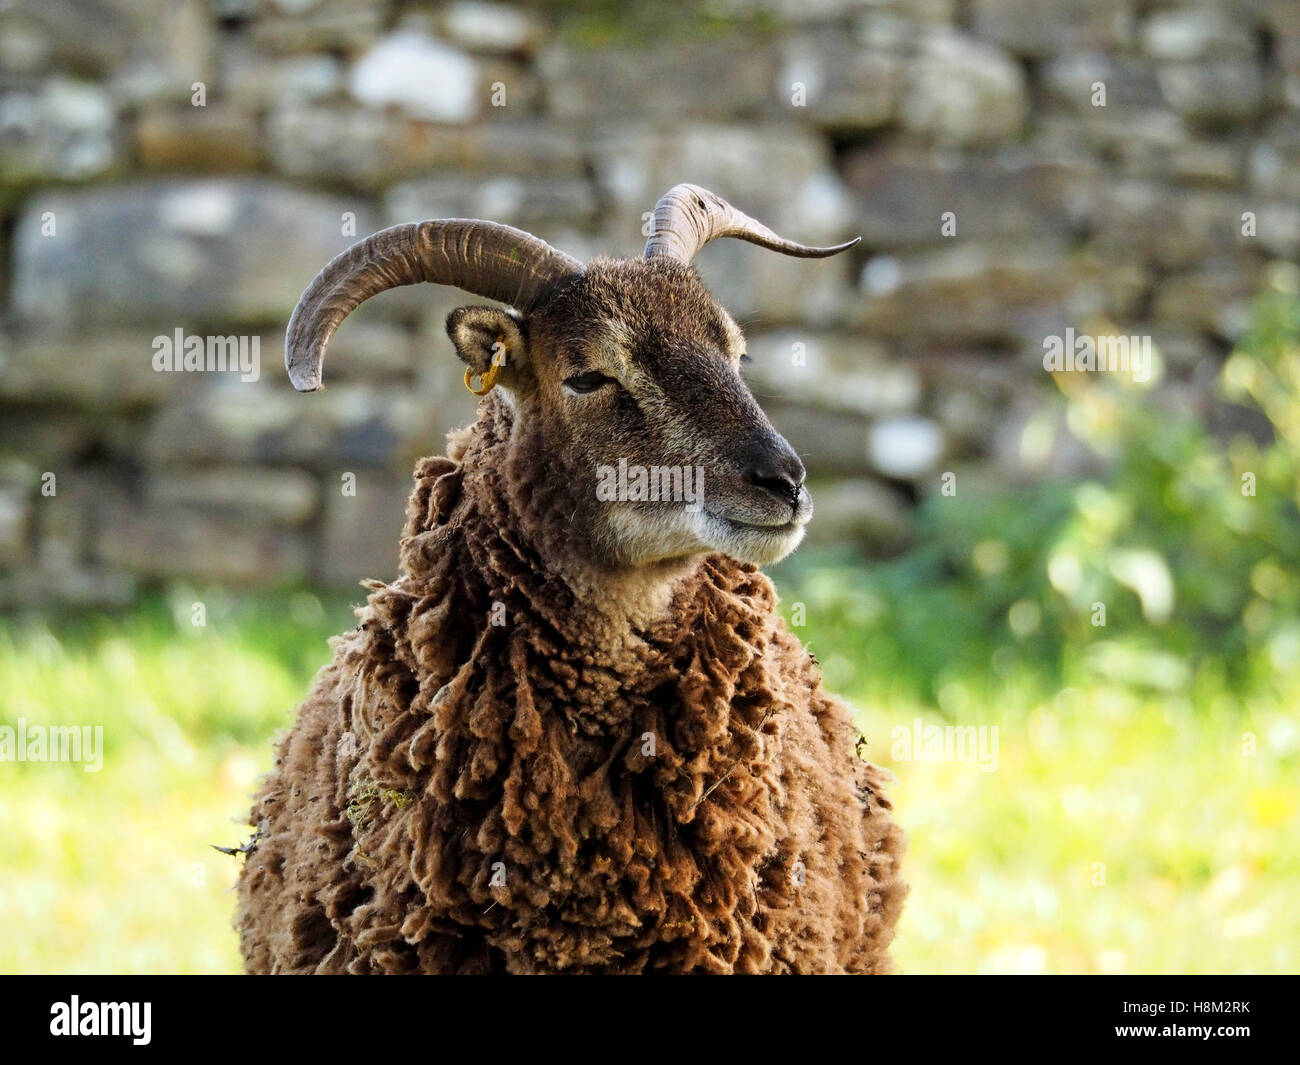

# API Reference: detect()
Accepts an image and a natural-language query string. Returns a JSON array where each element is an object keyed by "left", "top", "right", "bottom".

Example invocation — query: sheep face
[
  {"left": 284, "top": 185, "right": 856, "bottom": 571},
  {"left": 446, "top": 256, "right": 811, "bottom": 568}
]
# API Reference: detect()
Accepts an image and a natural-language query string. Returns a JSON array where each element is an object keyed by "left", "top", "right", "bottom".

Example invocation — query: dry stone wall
[{"left": 1, "top": 0, "right": 1295, "bottom": 603}]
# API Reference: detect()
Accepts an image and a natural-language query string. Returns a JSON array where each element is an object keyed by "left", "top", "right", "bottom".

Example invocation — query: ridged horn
[
  {"left": 286, "top": 220, "right": 582, "bottom": 391},
  {"left": 643, "top": 183, "right": 860, "bottom": 263}
]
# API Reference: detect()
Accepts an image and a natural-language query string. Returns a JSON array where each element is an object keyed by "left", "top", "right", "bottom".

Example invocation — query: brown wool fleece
[{"left": 236, "top": 402, "right": 906, "bottom": 974}]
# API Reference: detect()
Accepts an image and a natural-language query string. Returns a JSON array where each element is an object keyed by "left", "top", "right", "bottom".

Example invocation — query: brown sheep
[{"left": 235, "top": 184, "right": 906, "bottom": 973}]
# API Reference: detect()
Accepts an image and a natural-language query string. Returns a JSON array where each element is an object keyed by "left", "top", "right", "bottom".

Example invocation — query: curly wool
[{"left": 236, "top": 404, "right": 906, "bottom": 974}]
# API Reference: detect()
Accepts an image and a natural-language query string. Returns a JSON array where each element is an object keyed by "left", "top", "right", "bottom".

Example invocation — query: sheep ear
[{"left": 447, "top": 306, "right": 527, "bottom": 386}]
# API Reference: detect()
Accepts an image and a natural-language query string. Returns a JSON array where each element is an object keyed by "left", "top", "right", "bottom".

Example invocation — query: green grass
[
  {"left": 856, "top": 679, "right": 1298, "bottom": 974},
  {"left": 0, "top": 590, "right": 351, "bottom": 975},
  {"left": 1, "top": 578, "right": 1296, "bottom": 974}
]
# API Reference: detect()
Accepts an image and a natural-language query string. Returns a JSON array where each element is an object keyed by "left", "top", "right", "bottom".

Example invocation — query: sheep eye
[
  {"left": 739, "top": 353, "right": 752, "bottom": 365},
  {"left": 564, "top": 371, "right": 614, "bottom": 394}
]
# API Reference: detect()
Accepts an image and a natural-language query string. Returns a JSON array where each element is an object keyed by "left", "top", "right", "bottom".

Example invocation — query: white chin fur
[
  {"left": 603, "top": 505, "right": 807, "bottom": 566},
  {"left": 693, "top": 509, "right": 807, "bottom": 565}
]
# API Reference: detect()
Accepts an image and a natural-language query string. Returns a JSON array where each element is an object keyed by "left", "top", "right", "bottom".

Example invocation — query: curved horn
[
  {"left": 643, "top": 183, "right": 860, "bottom": 264},
  {"left": 286, "top": 220, "right": 582, "bottom": 391}
]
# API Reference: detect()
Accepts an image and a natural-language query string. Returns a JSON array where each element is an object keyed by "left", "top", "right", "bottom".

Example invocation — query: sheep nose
[{"left": 744, "top": 443, "right": 806, "bottom": 505}]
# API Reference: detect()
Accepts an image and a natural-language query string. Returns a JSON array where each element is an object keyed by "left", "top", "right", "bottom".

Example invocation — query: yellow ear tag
[{"left": 464, "top": 336, "right": 507, "bottom": 396}]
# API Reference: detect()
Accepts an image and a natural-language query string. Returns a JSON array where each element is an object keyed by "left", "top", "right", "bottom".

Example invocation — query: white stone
[
  {"left": 783, "top": 172, "right": 858, "bottom": 244},
  {"left": 278, "top": 56, "right": 343, "bottom": 100},
  {"left": 900, "top": 31, "right": 1026, "bottom": 147},
  {"left": 45, "top": 79, "right": 115, "bottom": 134},
  {"left": 0, "top": 22, "right": 51, "bottom": 74},
  {"left": 1142, "top": 9, "right": 1254, "bottom": 62},
  {"left": 443, "top": 2, "right": 536, "bottom": 54},
  {"left": 867, "top": 416, "right": 945, "bottom": 479},
  {"left": 746, "top": 331, "right": 920, "bottom": 417},
  {"left": 159, "top": 184, "right": 239, "bottom": 237},
  {"left": 861, "top": 256, "right": 902, "bottom": 297},
  {"left": 0, "top": 78, "right": 118, "bottom": 181},
  {"left": 349, "top": 31, "right": 480, "bottom": 124}
]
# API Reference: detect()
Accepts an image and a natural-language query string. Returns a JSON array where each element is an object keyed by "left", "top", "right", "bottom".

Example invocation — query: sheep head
[{"left": 285, "top": 184, "right": 858, "bottom": 568}]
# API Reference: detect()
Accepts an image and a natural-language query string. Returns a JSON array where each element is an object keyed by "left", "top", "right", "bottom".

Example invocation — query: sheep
[{"left": 234, "top": 184, "right": 906, "bottom": 974}]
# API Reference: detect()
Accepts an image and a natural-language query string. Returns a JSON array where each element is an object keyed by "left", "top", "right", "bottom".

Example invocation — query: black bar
[{"left": 0, "top": 975, "right": 1290, "bottom": 1052}]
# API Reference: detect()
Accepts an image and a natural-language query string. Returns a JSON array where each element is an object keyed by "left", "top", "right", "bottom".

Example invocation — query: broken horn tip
[
  {"left": 287, "top": 370, "right": 323, "bottom": 392},
  {"left": 285, "top": 348, "right": 323, "bottom": 391}
]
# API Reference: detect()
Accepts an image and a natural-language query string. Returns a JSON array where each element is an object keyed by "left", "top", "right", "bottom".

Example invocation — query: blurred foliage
[{"left": 778, "top": 274, "right": 1300, "bottom": 709}]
